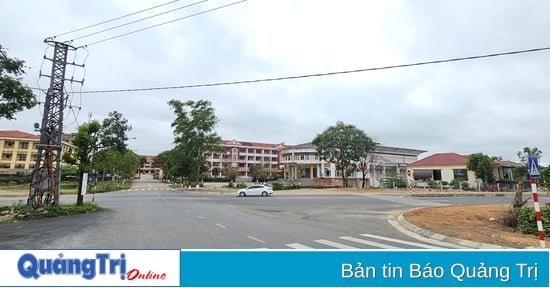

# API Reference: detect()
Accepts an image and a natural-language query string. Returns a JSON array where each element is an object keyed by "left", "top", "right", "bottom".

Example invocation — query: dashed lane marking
[{"left": 247, "top": 236, "right": 266, "bottom": 244}]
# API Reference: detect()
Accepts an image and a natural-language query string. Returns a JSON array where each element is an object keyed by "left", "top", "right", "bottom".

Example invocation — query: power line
[
  {"left": 50, "top": 0, "right": 182, "bottom": 39},
  {"left": 80, "top": 0, "right": 247, "bottom": 48},
  {"left": 69, "top": 0, "right": 207, "bottom": 43},
  {"left": 74, "top": 46, "right": 550, "bottom": 94}
]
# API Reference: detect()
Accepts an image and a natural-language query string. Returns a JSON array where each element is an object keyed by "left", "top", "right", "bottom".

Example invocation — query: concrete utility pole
[{"left": 27, "top": 40, "right": 79, "bottom": 211}]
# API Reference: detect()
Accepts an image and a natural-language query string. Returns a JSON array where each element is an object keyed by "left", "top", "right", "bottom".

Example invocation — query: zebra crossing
[
  {"left": 364, "top": 194, "right": 443, "bottom": 206},
  {"left": 274, "top": 233, "right": 452, "bottom": 250}
]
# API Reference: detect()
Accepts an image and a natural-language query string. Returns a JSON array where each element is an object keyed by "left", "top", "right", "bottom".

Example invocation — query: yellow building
[{"left": 0, "top": 130, "right": 75, "bottom": 176}]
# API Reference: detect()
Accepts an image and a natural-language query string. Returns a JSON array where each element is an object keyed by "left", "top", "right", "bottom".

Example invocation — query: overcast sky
[{"left": 2, "top": 0, "right": 549, "bottom": 165}]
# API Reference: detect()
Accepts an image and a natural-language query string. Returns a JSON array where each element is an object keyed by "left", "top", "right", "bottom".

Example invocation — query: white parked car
[{"left": 237, "top": 184, "right": 273, "bottom": 197}]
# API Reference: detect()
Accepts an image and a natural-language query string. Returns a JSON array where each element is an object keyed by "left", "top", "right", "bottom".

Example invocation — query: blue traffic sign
[{"left": 528, "top": 156, "right": 541, "bottom": 178}]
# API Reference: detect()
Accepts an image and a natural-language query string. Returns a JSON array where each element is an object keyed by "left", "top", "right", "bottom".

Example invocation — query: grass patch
[
  {"left": 0, "top": 202, "right": 106, "bottom": 223},
  {"left": 0, "top": 183, "right": 28, "bottom": 190}
]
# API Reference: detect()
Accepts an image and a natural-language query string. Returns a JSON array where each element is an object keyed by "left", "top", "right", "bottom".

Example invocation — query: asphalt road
[{"left": 0, "top": 179, "right": 543, "bottom": 249}]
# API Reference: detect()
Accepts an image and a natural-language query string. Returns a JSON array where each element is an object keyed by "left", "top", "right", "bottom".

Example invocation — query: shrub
[
  {"left": 503, "top": 208, "right": 520, "bottom": 228},
  {"left": 60, "top": 181, "right": 78, "bottom": 189},
  {"left": 270, "top": 182, "right": 301, "bottom": 191},
  {"left": 518, "top": 206, "right": 550, "bottom": 235},
  {"left": 0, "top": 202, "right": 105, "bottom": 222},
  {"left": 449, "top": 179, "right": 461, "bottom": 189},
  {"left": 272, "top": 182, "right": 284, "bottom": 190},
  {"left": 95, "top": 181, "right": 131, "bottom": 193}
]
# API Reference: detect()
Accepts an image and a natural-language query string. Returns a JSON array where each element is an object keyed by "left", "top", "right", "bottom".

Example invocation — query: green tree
[
  {"left": 118, "top": 150, "right": 140, "bottom": 180},
  {"left": 223, "top": 166, "right": 238, "bottom": 182},
  {"left": 312, "top": 121, "right": 376, "bottom": 188},
  {"left": 100, "top": 110, "right": 132, "bottom": 153},
  {"left": 0, "top": 44, "right": 36, "bottom": 120},
  {"left": 517, "top": 147, "right": 543, "bottom": 164},
  {"left": 541, "top": 166, "right": 550, "bottom": 191},
  {"left": 168, "top": 99, "right": 222, "bottom": 182},
  {"left": 93, "top": 149, "right": 140, "bottom": 182},
  {"left": 466, "top": 153, "right": 495, "bottom": 187},
  {"left": 62, "top": 120, "right": 101, "bottom": 205},
  {"left": 92, "top": 149, "right": 121, "bottom": 180},
  {"left": 154, "top": 150, "right": 174, "bottom": 182},
  {"left": 249, "top": 164, "right": 268, "bottom": 183}
]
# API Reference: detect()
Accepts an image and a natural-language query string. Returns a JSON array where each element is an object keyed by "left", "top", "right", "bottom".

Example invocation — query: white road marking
[
  {"left": 247, "top": 235, "right": 266, "bottom": 244},
  {"left": 339, "top": 236, "right": 400, "bottom": 249},
  {"left": 216, "top": 223, "right": 226, "bottom": 229},
  {"left": 285, "top": 243, "right": 314, "bottom": 249},
  {"left": 360, "top": 233, "right": 442, "bottom": 249},
  {"left": 197, "top": 216, "right": 204, "bottom": 219},
  {"left": 314, "top": 239, "right": 358, "bottom": 249}
]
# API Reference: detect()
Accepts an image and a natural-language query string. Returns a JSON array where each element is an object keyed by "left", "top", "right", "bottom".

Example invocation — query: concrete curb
[{"left": 392, "top": 211, "right": 512, "bottom": 249}]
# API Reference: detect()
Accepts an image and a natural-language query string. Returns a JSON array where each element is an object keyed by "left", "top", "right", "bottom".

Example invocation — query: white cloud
[{"left": 1, "top": 0, "right": 550, "bottom": 164}]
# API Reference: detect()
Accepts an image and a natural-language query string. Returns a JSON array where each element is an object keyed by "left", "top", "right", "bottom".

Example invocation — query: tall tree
[
  {"left": 466, "top": 153, "right": 495, "bottom": 187},
  {"left": 249, "top": 164, "right": 268, "bottom": 182},
  {"left": 223, "top": 166, "right": 238, "bottom": 182},
  {"left": 154, "top": 150, "right": 174, "bottom": 182},
  {"left": 0, "top": 44, "right": 36, "bottom": 120},
  {"left": 168, "top": 99, "right": 222, "bottom": 182},
  {"left": 517, "top": 146, "right": 543, "bottom": 164},
  {"left": 92, "top": 149, "right": 121, "bottom": 180},
  {"left": 118, "top": 150, "right": 141, "bottom": 181},
  {"left": 62, "top": 120, "right": 101, "bottom": 205},
  {"left": 312, "top": 121, "right": 376, "bottom": 188},
  {"left": 100, "top": 111, "right": 132, "bottom": 153}
]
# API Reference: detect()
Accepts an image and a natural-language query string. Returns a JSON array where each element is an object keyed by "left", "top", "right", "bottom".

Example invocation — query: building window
[
  {"left": 433, "top": 169, "right": 442, "bottom": 181},
  {"left": 17, "top": 154, "right": 27, "bottom": 161},
  {"left": 19, "top": 142, "right": 29, "bottom": 149},
  {"left": 0, "top": 163, "right": 10, "bottom": 169},
  {"left": 453, "top": 169, "right": 468, "bottom": 180},
  {"left": 2, "top": 153, "right": 12, "bottom": 159}
]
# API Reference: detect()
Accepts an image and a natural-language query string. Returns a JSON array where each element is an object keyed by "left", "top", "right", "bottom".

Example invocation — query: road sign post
[{"left": 528, "top": 156, "right": 545, "bottom": 249}]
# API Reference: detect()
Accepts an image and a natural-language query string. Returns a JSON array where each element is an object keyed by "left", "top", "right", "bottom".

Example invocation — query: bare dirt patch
[{"left": 404, "top": 204, "right": 549, "bottom": 249}]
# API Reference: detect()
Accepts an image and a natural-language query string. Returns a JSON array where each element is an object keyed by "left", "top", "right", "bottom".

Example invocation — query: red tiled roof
[
  {"left": 220, "top": 139, "right": 283, "bottom": 149},
  {"left": 0, "top": 130, "right": 39, "bottom": 140},
  {"left": 408, "top": 152, "right": 468, "bottom": 167}
]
